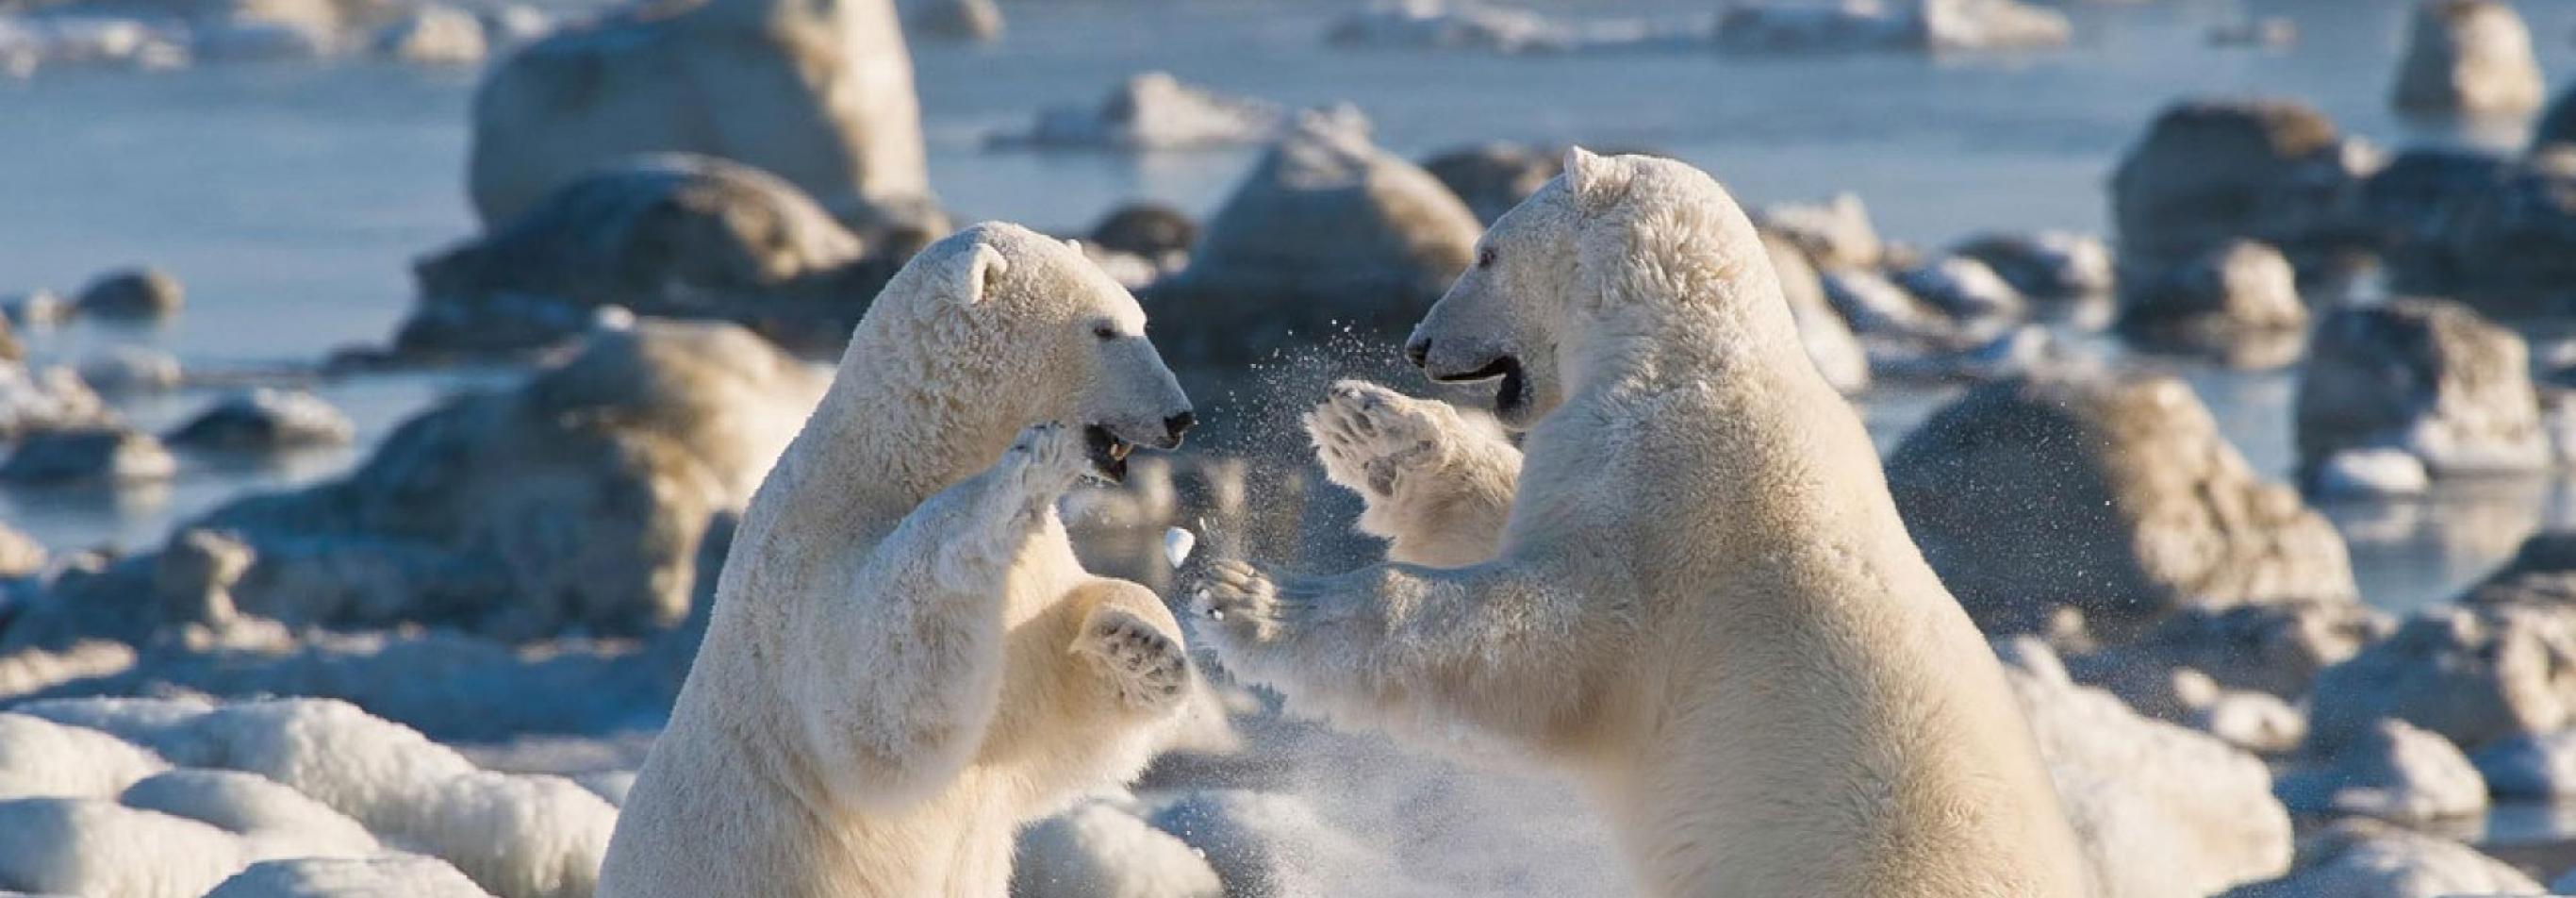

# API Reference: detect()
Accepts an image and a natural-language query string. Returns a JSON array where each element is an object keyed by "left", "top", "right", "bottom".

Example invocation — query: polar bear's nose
[
  {"left": 1404, "top": 337, "right": 1432, "bottom": 370},
  {"left": 1163, "top": 411, "right": 1197, "bottom": 445}
]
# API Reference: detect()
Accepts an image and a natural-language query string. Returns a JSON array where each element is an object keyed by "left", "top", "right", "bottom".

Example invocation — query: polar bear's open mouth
[
  {"left": 1082, "top": 424, "right": 1133, "bottom": 484},
  {"left": 1430, "top": 356, "right": 1529, "bottom": 419}
]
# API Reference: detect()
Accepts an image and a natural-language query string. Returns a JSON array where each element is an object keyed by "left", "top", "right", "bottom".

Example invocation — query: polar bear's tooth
[{"left": 1163, "top": 527, "right": 1197, "bottom": 569}]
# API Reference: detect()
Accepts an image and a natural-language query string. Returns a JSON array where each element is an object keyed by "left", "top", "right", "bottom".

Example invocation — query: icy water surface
[{"left": 5, "top": 0, "right": 2576, "bottom": 604}]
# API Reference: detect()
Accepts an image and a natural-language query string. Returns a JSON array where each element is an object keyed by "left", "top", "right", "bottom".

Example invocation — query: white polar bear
[
  {"left": 600, "top": 222, "right": 1201, "bottom": 897},
  {"left": 1195, "top": 150, "right": 2090, "bottom": 898}
]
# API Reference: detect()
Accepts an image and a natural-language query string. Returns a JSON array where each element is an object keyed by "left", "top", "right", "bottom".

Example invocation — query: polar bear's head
[
  {"left": 861, "top": 222, "right": 1194, "bottom": 480},
  {"left": 1406, "top": 148, "right": 1776, "bottom": 429}
]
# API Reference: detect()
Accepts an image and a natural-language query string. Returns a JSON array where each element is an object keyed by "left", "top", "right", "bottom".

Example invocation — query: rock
[
  {"left": 2464, "top": 531, "right": 2576, "bottom": 611},
  {"left": 1820, "top": 267, "right": 1951, "bottom": 342},
  {"left": 2470, "top": 728, "right": 2576, "bottom": 799},
  {"left": 371, "top": 4, "right": 485, "bottom": 65},
  {"left": 467, "top": 0, "right": 932, "bottom": 228},
  {"left": 2307, "top": 605, "right": 2576, "bottom": 754},
  {"left": 2001, "top": 638, "right": 2293, "bottom": 898},
  {"left": 2541, "top": 85, "right": 2576, "bottom": 151},
  {"left": 1087, "top": 204, "right": 1197, "bottom": 262},
  {"left": 2207, "top": 17, "right": 2297, "bottom": 49},
  {"left": 2403, "top": 153, "right": 2576, "bottom": 317},
  {"left": 2110, "top": 98, "right": 2368, "bottom": 279},
  {"left": 2185, "top": 677, "right": 2308, "bottom": 756},
  {"left": 1422, "top": 141, "right": 1560, "bottom": 225},
  {"left": 1015, "top": 798, "right": 1224, "bottom": 898},
  {"left": 190, "top": 18, "right": 338, "bottom": 60},
  {"left": 5, "top": 289, "right": 72, "bottom": 327},
  {"left": 1762, "top": 231, "right": 1869, "bottom": 392},
  {"left": 208, "top": 856, "right": 497, "bottom": 898},
  {"left": 0, "top": 362, "right": 113, "bottom": 441},
  {"left": 0, "top": 427, "right": 175, "bottom": 484},
  {"left": 902, "top": 0, "right": 999, "bottom": 42},
  {"left": 1889, "top": 373, "right": 2357, "bottom": 639},
  {"left": 75, "top": 346, "right": 182, "bottom": 395},
  {"left": 2313, "top": 448, "right": 2434, "bottom": 498},
  {"left": 1893, "top": 255, "right": 2024, "bottom": 324},
  {"left": 1953, "top": 230, "right": 2115, "bottom": 301},
  {"left": 1325, "top": 0, "right": 1569, "bottom": 54},
  {"left": 2116, "top": 240, "right": 2307, "bottom": 369},
  {"left": 1000, "top": 72, "right": 1315, "bottom": 152},
  {"left": 2296, "top": 298, "right": 2550, "bottom": 483},
  {"left": 163, "top": 322, "right": 825, "bottom": 640},
  {"left": 1714, "top": 0, "right": 2071, "bottom": 54},
  {"left": 73, "top": 267, "right": 182, "bottom": 321},
  {"left": 1146, "top": 114, "right": 1479, "bottom": 368},
  {"left": 155, "top": 529, "right": 251, "bottom": 626},
  {"left": 166, "top": 390, "right": 355, "bottom": 453},
  {"left": 405, "top": 154, "right": 891, "bottom": 358},
  {"left": 2217, "top": 819, "right": 2540, "bottom": 898},
  {"left": 2277, "top": 719, "right": 2488, "bottom": 823},
  {"left": 1872, "top": 324, "right": 2084, "bottom": 384},
  {"left": 2068, "top": 598, "right": 2391, "bottom": 710},
  {"left": 0, "top": 522, "right": 42, "bottom": 578},
  {"left": 0, "top": 315, "right": 17, "bottom": 364},
  {"left": 476, "top": 5, "right": 549, "bottom": 44},
  {"left": 2390, "top": 0, "right": 2546, "bottom": 117},
  {"left": 1756, "top": 192, "right": 1882, "bottom": 270}
]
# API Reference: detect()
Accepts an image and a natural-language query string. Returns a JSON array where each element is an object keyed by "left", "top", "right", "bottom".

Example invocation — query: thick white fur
[
  {"left": 1199, "top": 151, "right": 2089, "bottom": 897},
  {"left": 599, "top": 223, "right": 1197, "bottom": 897}
]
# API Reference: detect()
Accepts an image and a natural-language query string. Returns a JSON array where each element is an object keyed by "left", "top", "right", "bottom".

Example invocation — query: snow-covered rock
[
  {"left": 1714, "top": 0, "right": 2071, "bottom": 54},
  {"left": 1894, "top": 255, "right": 2024, "bottom": 323},
  {"left": 2277, "top": 719, "right": 2489, "bottom": 823},
  {"left": 999, "top": 72, "right": 1328, "bottom": 152},
  {"left": 75, "top": 345, "right": 182, "bottom": 395},
  {"left": 2116, "top": 240, "right": 2307, "bottom": 369},
  {"left": 207, "top": 856, "right": 496, "bottom": 897},
  {"left": 1326, "top": 0, "right": 1568, "bottom": 54},
  {"left": 2297, "top": 298, "right": 2551, "bottom": 484},
  {"left": 167, "top": 389, "right": 355, "bottom": 453},
  {"left": 0, "top": 361, "right": 111, "bottom": 441},
  {"left": 0, "top": 522, "right": 42, "bottom": 578},
  {"left": 1148, "top": 113, "right": 1479, "bottom": 367},
  {"left": 5, "top": 289, "right": 72, "bottom": 327},
  {"left": 1757, "top": 191, "right": 1883, "bottom": 270},
  {"left": 2110, "top": 98, "right": 2370, "bottom": 279},
  {"left": 1422, "top": 141, "right": 1560, "bottom": 225},
  {"left": 2390, "top": 0, "right": 2546, "bottom": 117},
  {"left": 1762, "top": 230, "right": 1870, "bottom": 392},
  {"left": 73, "top": 266, "right": 182, "bottom": 321},
  {"left": 1820, "top": 267, "right": 1951, "bottom": 341},
  {"left": 1087, "top": 204, "right": 1197, "bottom": 265},
  {"left": 1889, "top": 373, "right": 2357, "bottom": 639},
  {"left": 468, "top": 0, "right": 932, "bottom": 227},
  {"left": 0, "top": 426, "right": 175, "bottom": 484},
  {"left": 902, "top": 0, "right": 999, "bottom": 42},
  {"left": 2217, "top": 819, "right": 2540, "bottom": 898},
  {"left": 2469, "top": 727, "right": 2576, "bottom": 799},
  {"left": 371, "top": 5, "right": 485, "bottom": 65},
  {"left": 2307, "top": 605, "right": 2576, "bottom": 754},
  {"left": 2314, "top": 448, "right": 2434, "bottom": 498},
  {"left": 1953, "top": 230, "right": 2115, "bottom": 301},
  {"left": 2207, "top": 17, "right": 2297, "bottom": 49}
]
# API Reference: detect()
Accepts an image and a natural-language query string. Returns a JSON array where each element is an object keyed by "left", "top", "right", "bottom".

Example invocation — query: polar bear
[
  {"left": 600, "top": 223, "right": 1200, "bottom": 897},
  {"left": 1194, "top": 150, "right": 2089, "bottom": 898}
]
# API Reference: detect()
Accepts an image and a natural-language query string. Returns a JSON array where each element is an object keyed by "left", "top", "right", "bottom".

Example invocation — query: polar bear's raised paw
[
  {"left": 994, "top": 422, "right": 1090, "bottom": 518},
  {"left": 1078, "top": 607, "right": 1191, "bottom": 710},
  {"left": 1307, "top": 380, "right": 1456, "bottom": 498},
  {"left": 1190, "top": 558, "right": 1285, "bottom": 646}
]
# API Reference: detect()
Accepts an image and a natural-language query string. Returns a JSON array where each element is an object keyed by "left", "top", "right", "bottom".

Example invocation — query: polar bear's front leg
[
  {"left": 1189, "top": 557, "right": 1599, "bottom": 754},
  {"left": 798, "top": 423, "right": 1090, "bottom": 810},
  {"left": 1306, "top": 380, "right": 1522, "bottom": 568}
]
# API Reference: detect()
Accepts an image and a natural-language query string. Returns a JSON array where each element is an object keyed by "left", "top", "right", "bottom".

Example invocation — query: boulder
[
  {"left": 1325, "top": 0, "right": 1569, "bottom": 54},
  {"left": 2540, "top": 85, "right": 2576, "bottom": 151},
  {"left": 2296, "top": 298, "right": 2549, "bottom": 483},
  {"left": 166, "top": 390, "right": 355, "bottom": 453},
  {"left": 404, "top": 154, "right": 894, "bottom": 358},
  {"left": 73, "top": 266, "right": 182, "bottom": 321},
  {"left": 467, "top": 0, "right": 931, "bottom": 227},
  {"left": 2115, "top": 240, "right": 2307, "bottom": 369},
  {"left": 1889, "top": 373, "right": 2356, "bottom": 639},
  {"left": 208, "top": 856, "right": 497, "bottom": 898},
  {"left": 2464, "top": 531, "right": 2576, "bottom": 611},
  {"left": 2067, "top": 598, "right": 2391, "bottom": 709},
  {"left": 2275, "top": 719, "right": 2489, "bottom": 823},
  {"left": 2312, "top": 447, "right": 2434, "bottom": 499},
  {"left": 1755, "top": 192, "right": 1882, "bottom": 270},
  {"left": 0, "top": 522, "right": 42, "bottom": 578},
  {"left": 1819, "top": 267, "right": 1952, "bottom": 342},
  {"left": 1714, "top": 0, "right": 2071, "bottom": 54},
  {"left": 370, "top": 4, "right": 484, "bottom": 65},
  {"left": 2000, "top": 638, "right": 2293, "bottom": 898},
  {"left": 999, "top": 72, "right": 1308, "bottom": 151},
  {"left": 2216, "top": 819, "right": 2540, "bottom": 898},
  {"left": 76, "top": 346, "right": 182, "bottom": 395},
  {"left": 1952, "top": 230, "right": 2115, "bottom": 301},
  {"left": 0, "top": 361, "right": 112, "bottom": 441},
  {"left": 1146, "top": 114, "right": 1479, "bottom": 368},
  {"left": 2404, "top": 152, "right": 2576, "bottom": 317},
  {"left": 1087, "top": 204, "right": 1197, "bottom": 263},
  {"left": 2306, "top": 605, "right": 2576, "bottom": 754},
  {"left": 2110, "top": 98, "right": 2370, "bottom": 279},
  {"left": 6, "top": 289, "right": 72, "bottom": 327},
  {"left": 1761, "top": 231, "right": 1870, "bottom": 392},
  {"left": 0, "top": 427, "right": 175, "bottom": 484},
  {"left": 901, "top": 0, "right": 999, "bottom": 42},
  {"left": 2469, "top": 727, "right": 2576, "bottom": 799},
  {"left": 1422, "top": 141, "right": 1560, "bottom": 225},
  {"left": 2390, "top": 0, "right": 2546, "bottom": 117},
  {"left": 1893, "top": 255, "right": 2024, "bottom": 324}
]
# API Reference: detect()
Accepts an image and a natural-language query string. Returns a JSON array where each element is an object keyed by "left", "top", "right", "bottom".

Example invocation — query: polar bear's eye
[
  {"left": 1092, "top": 323, "right": 1120, "bottom": 341},
  {"left": 1476, "top": 247, "right": 1496, "bottom": 270}
]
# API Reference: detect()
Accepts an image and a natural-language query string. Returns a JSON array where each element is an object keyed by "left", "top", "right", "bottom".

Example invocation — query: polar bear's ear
[
  {"left": 936, "top": 240, "right": 1010, "bottom": 306},
  {"left": 1561, "top": 145, "right": 1625, "bottom": 212}
]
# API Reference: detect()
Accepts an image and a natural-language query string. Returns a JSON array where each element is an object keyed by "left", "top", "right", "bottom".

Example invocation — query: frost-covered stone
[
  {"left": 2217, "top": 819, "right": 2540, "bottom": 898},
  {"left": 1714, "top": 0, "right": 2071, "bottom": 54},
  {"left": 2307, "top": 605, "right": 2576, "bottom": 754},
  {"left": 1016, "top": 798, "right": 1224, "bottom": 898},
  {"left": 1762, "top": 230, "right": 1870, "bottom": 392},
  {"left": 2111, "top": 98, "right": 2366, "bottom": 278},
  {"left": 1954, "top": 230, "right": 2115, "bottom": 300},
  {"left": 902, "top": 0, "right": 999, "bottom": 42},
  {"left": 73, "top": 266, "right": 182, "bottom": 321},
  {"left": 2117, "top": 240, "right": 2307, "bottom": 368},
  {"left": 1001, "top": 72, "right": 1313, "bottom": 152},
  {"left": 1147, "top": 114, "right": 1479, "bottom": 367},
  {"left": 2276, "top": 719, "right": 2488, "bottom": 823},
  {"left": 1890, "top": 373, "right": 2356, "bottom": 638},
  {"left": 0, "top": 362, "right": 111, "bottom": 441},
  {"left": 2314, "top": 448, "right": 2434, "bottom": 498},
  {"left": 75, "top": 345, "right": 182, "bottom": 394},
  {"left": 468, "top": 0, "right": 932, "bottom": 227},
  {"left": 0, "top": 427, "right": 175, "bottom": 484},
  {"left": 2297, "top": 298, "right": 2549, "bottom": 483},
  {"left": 167, "top": 389, "right": 355, "bottom": 453},
  {"left": 1422, "top": 141, "right": 1560, "bottom": 225},
  {"left": 2001, "top": 638, "right": 2292, "bottom": 898},
  {"left": 1756, "top": 191, "right": 1882, "bottom": 270},
  {"left": 1894, "top": 255, "right": 2024, "bottom": 323},
  {"left": 2390, "top": 0, "right": 2546, "bottom": 117},
  {"left": 371, "top": 5, "right": 485, "bottom": 65},
  {"left": 405, "top": 154, "right": 890, "bottom": 358}
]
